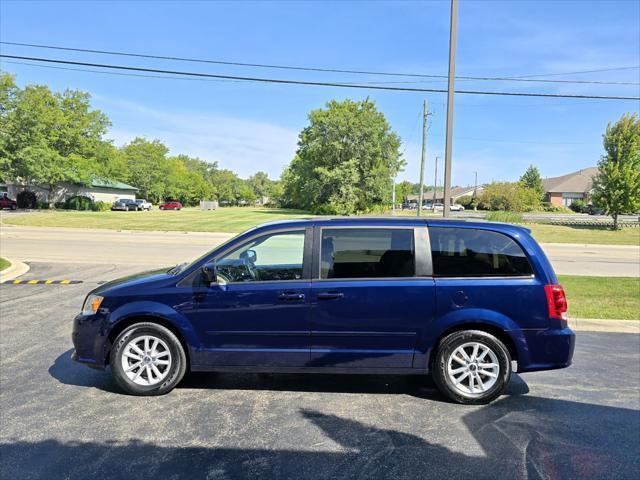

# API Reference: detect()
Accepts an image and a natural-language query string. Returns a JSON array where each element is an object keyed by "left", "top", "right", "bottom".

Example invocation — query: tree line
[
  {"left": 0, "top": 73, "right": 278, "bottom": 206},
  {"left": 1, "top": 72, "right": 638, "bottom": 221}
]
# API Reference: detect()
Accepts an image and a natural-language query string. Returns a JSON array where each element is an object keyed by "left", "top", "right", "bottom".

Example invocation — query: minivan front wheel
[
  {"left": 110, "top": 322, "right": 186, "bottom": 396},
  {"left": 433, "top": 330, "right": 511, "bottom": 405}
]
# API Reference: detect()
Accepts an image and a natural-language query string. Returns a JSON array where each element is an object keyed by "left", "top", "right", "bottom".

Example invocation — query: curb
[
  {"left": 0, "top": 258, "right": 30, "bottom": 283},
  {"left": 569, "top": 318, "right": 639, "bottom": 334}
]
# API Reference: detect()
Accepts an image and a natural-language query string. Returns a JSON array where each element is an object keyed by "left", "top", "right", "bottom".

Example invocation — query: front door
[
  {"left": 310, "top": 227, "right": 435, "bottom": 369},
  {"left": 193, "top": 228, "right": 312, "bottom": 367}
]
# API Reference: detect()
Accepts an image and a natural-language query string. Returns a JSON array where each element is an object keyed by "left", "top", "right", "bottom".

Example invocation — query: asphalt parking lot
[{"left": 1, "top": 262, "right": 639, "bottom": 480}]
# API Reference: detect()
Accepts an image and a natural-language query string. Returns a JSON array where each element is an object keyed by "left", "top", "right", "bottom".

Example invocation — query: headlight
[{"left": 82, "top": 294, "right": 104, "bottom": 315}]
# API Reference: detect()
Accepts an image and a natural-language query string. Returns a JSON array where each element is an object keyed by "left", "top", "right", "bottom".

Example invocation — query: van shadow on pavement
[{"left": 2, "top": 396, "right": 638, "bottom": 479}]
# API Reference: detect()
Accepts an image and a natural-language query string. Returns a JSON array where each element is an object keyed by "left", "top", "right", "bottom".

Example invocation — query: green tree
[
  {"left": 519, "top": 165, "right": 545, "bottom": 200},
  {"left": 0, "top": 82, "right": 110, "bottom": 200},
  {"left": 281, "top": 99, "right": 404, "bottom": 214},
  {"left": 592, "top": 113, "right": 640, "bottom": 229},
  {"left": 394, "top": 180, "right": 413, "bottom": 203},
  {"left": 120, "top": 138, "right": 169, "bottom": 203},
  {"left": 247, "top": 171, "right": 274, "bottom": 201}
]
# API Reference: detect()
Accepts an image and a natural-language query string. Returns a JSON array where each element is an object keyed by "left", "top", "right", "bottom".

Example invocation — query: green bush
[
  {"left": 486, "top": 211, "right": 523, "bottom": 224},
  {"left": 91, "top": 201, "right": 111, "bottom": 212},
  {"left": 54, "top": 201, "right": 66, "bottom": 209},
  {"left": 569, "top": 199, "right": 586, "bottom": 213},
  {"left": 36, "top": 201, "right": 50, "bottom": 210},
  {"left": 17, "top": 190, "right": 37, "bottom": 209},
  {"left": 477, "top": 182, "right": 541, "bottom": 212},
  {"left": 543, "top": 203, "right": 573, "bottom": 213},
  {"left": 65, "top": 195, "right": 93, "bottom": 211}
]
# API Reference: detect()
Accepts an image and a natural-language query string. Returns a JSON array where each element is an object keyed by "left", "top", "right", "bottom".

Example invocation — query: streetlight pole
[
  {"left": 442, "top": 0, "right": 458, "bottom": 218},
  {"left": 433, "top": 156, "right": 439, "bottom": 209}
]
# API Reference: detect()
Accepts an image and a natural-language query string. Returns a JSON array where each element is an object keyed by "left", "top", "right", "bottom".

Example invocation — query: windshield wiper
[{"left": 168, "top": 262, "right": 188, "bottom": 275}]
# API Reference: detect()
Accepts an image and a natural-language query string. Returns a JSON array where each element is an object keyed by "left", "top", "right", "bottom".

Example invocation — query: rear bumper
[{"left": 517, "top": 327, "right": 576, "bottom": 372}]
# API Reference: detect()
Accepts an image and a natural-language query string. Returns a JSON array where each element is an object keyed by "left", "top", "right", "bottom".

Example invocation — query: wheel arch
[
  {"left": 106, "top": 314, "right": 191, "bottom": 369},
  {"left": 430, "top": 322, "right": 520, "bottom": 370}
]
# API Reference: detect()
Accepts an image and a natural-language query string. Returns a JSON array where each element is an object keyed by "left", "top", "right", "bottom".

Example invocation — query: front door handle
[
  {"left": 317, "top": 292, "right": 344, "bottom": 300},
  {"left": 278, "top": 292, "right": 305, "bottom": 301}
]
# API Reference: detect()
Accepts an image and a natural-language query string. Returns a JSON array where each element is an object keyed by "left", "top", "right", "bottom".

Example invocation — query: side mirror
[{"left": 202, "top": 261, "right": 217, "bottom": 284}]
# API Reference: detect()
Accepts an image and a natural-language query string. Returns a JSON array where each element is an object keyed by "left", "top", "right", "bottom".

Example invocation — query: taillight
[{"left": 544, "top": 284, "right": 568, "bottom": 320}]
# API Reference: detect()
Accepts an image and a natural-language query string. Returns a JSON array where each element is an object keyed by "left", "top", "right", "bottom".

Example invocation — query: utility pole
[
  {"left": 418, "top": 100, "right": 428, "bottom": 216},
  {"left": 473, "top": 171, "right": 478, "bottom": 196},
  {"left": 433, "top": 156, "right": 439, "bottom": 209},
  {"left": 442, "top": 0, "right": 458, "bottom": 218}
]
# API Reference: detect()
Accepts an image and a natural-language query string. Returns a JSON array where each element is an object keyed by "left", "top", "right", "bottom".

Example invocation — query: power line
[
  {"left": 2, "top": 41, "right": 638, "bottom": 86},
  {"left": 1, "top": 54, "right": 638, "bottom": 101}
]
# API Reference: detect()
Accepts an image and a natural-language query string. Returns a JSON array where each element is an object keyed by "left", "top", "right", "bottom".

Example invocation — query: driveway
[
  {"left": 1, "top": 224, "right": 638, "bottom": 276},
  {"left": 0, "top": 262, "right": 638, "bottom": 479}
]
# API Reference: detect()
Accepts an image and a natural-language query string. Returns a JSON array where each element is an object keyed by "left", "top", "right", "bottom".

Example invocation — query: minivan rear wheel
[
  {"left": 110, "top": 322, "right": 186, "bottom": 396},
  {"left": 432, "top": 330, "right": 511, "bottom": 405}
]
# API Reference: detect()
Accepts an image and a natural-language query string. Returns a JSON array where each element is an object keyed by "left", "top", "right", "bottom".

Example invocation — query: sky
[{"left": 1, "top": 0, "right": 639, "bottom": 187}]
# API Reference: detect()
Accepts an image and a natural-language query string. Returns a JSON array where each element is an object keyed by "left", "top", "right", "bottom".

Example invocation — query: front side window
[
  {"left": 320, "top": 228, "right": 415, "bottom": 279},
  {"left": 216, "top": 230, "right": 305, "bottom": 282},
  {"left": 429, "top": 227, "right": 533, "bottom": 277}
]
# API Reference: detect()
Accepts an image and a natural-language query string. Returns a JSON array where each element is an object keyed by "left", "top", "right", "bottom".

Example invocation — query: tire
[
  {"left": 110, "top": 322, "right": 187, "bottom": 396},
  {"left": 432, "top": 330, "right": 511, "bottom": 405},
  {"left": 159, "top": 206, "right": 164, "bottom": 210},
  {"left": 10, "top": 204, "right": 17, "bottom": 210}
]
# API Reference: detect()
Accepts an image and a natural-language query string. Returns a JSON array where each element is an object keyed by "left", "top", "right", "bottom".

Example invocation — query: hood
[{"left": 91, "top": 268, "right": 172, "bottom": 296}]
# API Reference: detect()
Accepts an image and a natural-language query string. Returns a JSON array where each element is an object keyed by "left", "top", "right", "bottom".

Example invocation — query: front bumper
[{"left": 72, "top": 312, "right": 109, "bottom": 369}]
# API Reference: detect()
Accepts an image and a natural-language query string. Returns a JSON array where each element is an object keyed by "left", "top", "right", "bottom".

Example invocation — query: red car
[
  {"left": 0, "top": 196, "right": 18, "bottom": 210},
  {"left": 159, "top": 201, "right": 182, "bottom": 210}
]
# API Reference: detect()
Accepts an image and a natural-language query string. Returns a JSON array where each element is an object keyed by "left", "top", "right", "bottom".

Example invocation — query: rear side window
[
  {"left": 429, "top": 227, "right": 533, "bottom": 277},
  {"left": 320, "top": 228, "right": 415, "bottom": 279}
]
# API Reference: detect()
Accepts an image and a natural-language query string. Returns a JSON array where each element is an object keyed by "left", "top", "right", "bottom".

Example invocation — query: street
[
  {"left": 1, "top": 261, "right": 639, "bottom": 479},
  {"left": 1, "top": 224, "right": 638, "bottom": 276}
]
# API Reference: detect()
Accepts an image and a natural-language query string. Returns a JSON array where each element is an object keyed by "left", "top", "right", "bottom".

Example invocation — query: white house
[{"left": 0, "top": 178, "right": 138, "bottom": 204}]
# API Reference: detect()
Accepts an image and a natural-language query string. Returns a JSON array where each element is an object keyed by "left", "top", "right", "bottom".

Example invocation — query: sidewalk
[{"left": 569, "top": 318, "right": 639, "bottom": 334}]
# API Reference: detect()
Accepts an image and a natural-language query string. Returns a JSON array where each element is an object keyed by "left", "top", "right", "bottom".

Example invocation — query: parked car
[
  {"left": 433, "top": 203, "right": 444, "bottom": 211},
  {"left": 159, "top": 201, "right": 182, "bottom": 210},
  {"left": 450, "top": 203, "right": 465, "bottom": 212},
  {"left": 72, "top": 218, "right": 574, "bottom": 404},
  {"left": 586, "top": 204, "right": 604, "bottom": 215},
  {"left": 0, "top": 195, "right": 18, "bottom": 210},
  {"left": 111, "top": 199, "right": 139, "bottom": 211},
  {"left": 401, "top": 201, "right": 417, "bottom": 210},
  {"left": 134, "top": 199, "right": 152, "bottom": 211}
]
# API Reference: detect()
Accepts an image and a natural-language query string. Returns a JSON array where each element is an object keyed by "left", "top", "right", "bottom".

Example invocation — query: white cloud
[{"left": 99, "top": 98, "right": 299, "bottom": 179}]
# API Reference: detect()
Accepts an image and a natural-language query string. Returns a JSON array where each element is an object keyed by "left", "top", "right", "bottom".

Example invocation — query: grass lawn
[
  {"left": 0, "top": 257, "right": 10, "bottom": 272},
  {"left": 527, "top": 223, "right": 640, "bottom": 246},
  {"left": 558, "top": 275, "right": 640, "bottom": 320},
  {"left": 2, "top": 208, "right": 312, "bottom": 233},
  {"left": 3, "top": 207, "right": 639, "bottom": 245}
]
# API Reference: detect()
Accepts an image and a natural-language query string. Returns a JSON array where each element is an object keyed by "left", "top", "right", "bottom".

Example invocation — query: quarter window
[
  {"left": 320, "top": 228, "right": 415, "bottom": 279},
  {"left": 216, "top": 230, "right": 305, "bottom": 282},
  {"left": 429, "top": 227, "right": 533, "bottom": 277}
]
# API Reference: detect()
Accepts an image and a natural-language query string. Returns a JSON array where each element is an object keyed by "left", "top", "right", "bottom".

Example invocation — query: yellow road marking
[
  {"left": 27, "top": 280, "right": 39, "bottom": 284},
  {"left": 45, "top": 280, "right": 53, "bottom": 284},
  {"left": 59, "top": 280, "right": 71, "bottom": 284},
  {"left": 12, "top": 280, "right": 22, "bottom": 284}
]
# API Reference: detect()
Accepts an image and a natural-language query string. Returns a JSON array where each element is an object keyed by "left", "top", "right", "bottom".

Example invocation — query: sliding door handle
[
  {"left": 317, "top": 292, "right": 344, "bottom": 300},
  {"left": 278, "top": 292, "right": 305, "bottom": 301}
]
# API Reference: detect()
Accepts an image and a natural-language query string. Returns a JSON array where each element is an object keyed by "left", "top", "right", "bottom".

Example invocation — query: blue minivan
[{"left": 72, "top": 218, "right": 575, "bottom": 404}]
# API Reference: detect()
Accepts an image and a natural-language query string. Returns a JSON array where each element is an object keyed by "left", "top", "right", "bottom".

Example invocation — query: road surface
[{"left": 1, "top": 224, "right": 638, "bottom": 276}]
